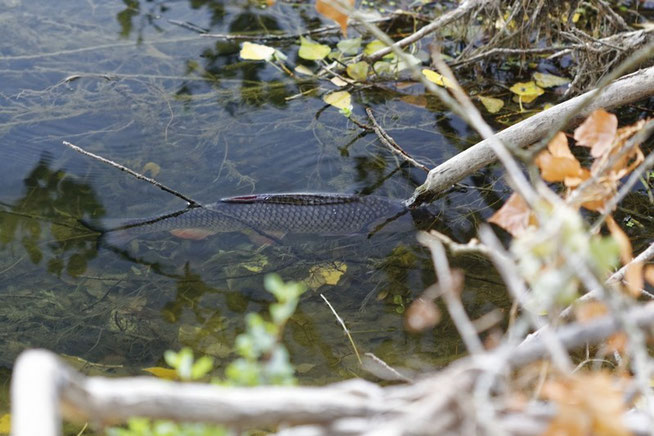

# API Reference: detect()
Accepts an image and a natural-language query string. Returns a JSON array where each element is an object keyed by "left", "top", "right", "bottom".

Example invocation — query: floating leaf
[
  {"left": 422, "top": 69, "right": 455, "bottom": 88},
  {"left": 337, "top": 37, "right": 362, "bottom": 55},
  {"left": 573, "top": 109, "right": 618, "bottom": 158},
  {"left": 0, "top": 414, "right": 9, "bottom": 434},
  {"left": 477, "top": 95, "right": 504, "bottom": 113},
  {"left": 298, "top": 37, "right": 331, "bottom": 61},
  {"left": 143, "top": 367, "right": 179, "bottom": 380},
  {"left": 394, "top": 53, "right": 422, "bottom": 72},
  {"left": 304, "top": 262, "right": 347, "bottom": 290},
  {"left": 346, "top": 61, "right": 369, "bottom": 81},
  {"left": 509, "top": 81, "right": 544, "bottom": 107},
  {"left": 533, "top": 72, "right": 570, "bottom": 88},
  {"left": 323, "top": 90, "right": 352, "bottom": 112},
  {"left": 364, "top": 40, "right": 393, "bottom": 58},
  {"left": 488, "top": 192, "right": 535, "bottom": 237},
  {"left": 330, "top": 77, "right": 349, "bottom": 87},
  {"left": 294, "top": 65, "right": 315, "bottom": 76},
  {"left": 240, "top": 42, "right": 275, "bottom": 61},
  {"left": 316, "top": 0, "right": 354, "bottom": 36}
]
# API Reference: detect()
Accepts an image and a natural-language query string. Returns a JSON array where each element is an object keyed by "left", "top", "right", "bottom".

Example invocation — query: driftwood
[
  {"left": 11, "top": 302, "right": 654, "bottom": 436},
  {"left": 406, "top": 65, "right": 654, "bottom": 206}
]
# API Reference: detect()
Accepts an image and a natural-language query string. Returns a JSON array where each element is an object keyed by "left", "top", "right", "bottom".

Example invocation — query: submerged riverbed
[{"left": 0, "top": 0, "right": 516, "bottom": 404}]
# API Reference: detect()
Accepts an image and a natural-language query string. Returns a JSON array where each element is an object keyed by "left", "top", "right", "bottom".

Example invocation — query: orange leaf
[
  {"left": 606, "top": 216, "right": 642, "bottom": 296},
  {"left": 574, "top": 301, "right": 608, "bottom": 323},
  {"left": 316, "top": 0, "right": 354, "bottom": 36},
  {"left": 573, "top": 109, "right": 617, "bottom": 158},
  {"left": 404, "top": 298, "right": 441, "bottom": 333},
  {"left": 645, "top": 265, "right": 654, "bottom": 286},
  {"left": 488, "top": 193, "right": 534, "bottom": 237},
  {"left": 535, "top": 132, "right": 587, "bottom": 185}
]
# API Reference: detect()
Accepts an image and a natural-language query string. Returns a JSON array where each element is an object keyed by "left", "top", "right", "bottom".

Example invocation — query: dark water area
[{"left": 0, "top": 0, "right": 511, "bottom": 407}]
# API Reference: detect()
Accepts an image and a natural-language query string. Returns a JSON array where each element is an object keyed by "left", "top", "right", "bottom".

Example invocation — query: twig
[
  {"left": 365, "top": 0, "right": 490, "bottom": 62},
  {"left": 365, "top": 107, "right": 430, "bottom": 173},
  {"left": 61, "top": 141, "right": 201, "bottom": 207},
  {"left": 424, "top": 230, "right": 491, "bottom": 256},
  {"left": 417, "top": 232, "right": 484, "bottom": 354},
  {"left": 320, "top": 294, "right": 362, "bottom": 365},
  {"left": 608, "top": 240, "right": 654, "bottom": 285}
]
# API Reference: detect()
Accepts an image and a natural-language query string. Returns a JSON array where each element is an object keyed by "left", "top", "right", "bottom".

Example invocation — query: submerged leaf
[
  {"left": 240, "top": 42, "right": 275, "bottom": 61},
  {"left": 304, "top": 262, "right": 347, "bottom": 290},
  {"left": 316, "top": 0, "right": 354, "bottom": 36},
  {"left": 477, "top": 95, "right": 504, "bottom": 113},
  {"left": 298, "top": 37, "right": 331, "bottom": 61},
  {"left": 533, "top": 72, "right": 570, "bottom": 88}
]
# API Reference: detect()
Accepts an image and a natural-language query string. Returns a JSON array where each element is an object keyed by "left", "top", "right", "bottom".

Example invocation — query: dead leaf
[
  {"left": 477, "top": 95, "right": 504, "bottom": 114},
  {"left": 304, "top": 262, "right": 347, "bottom": 290},
  {"left": 573, "top": 109, "right": 618, "bottom": 158},
  {"left": 143, "top": 366, "right": 179, "bottom": 380},
  {"left": 645, "top": 265, "right": 654, "bottom": 286},
  {"left": 542, "top": 372, "right": 631, "bottom": 436},
  {"left": 404, "top": 298, "right": 441, "bottom": 333},
  {"left": 316, "top": 0, "right": 354, "bottom": 36},
  {"left": 574, "top": 301, "right": 608, "bottom": 323},
  {"left": 488, "top": 193, "right": 535, "bottom": 237},
  {"left": 606, "top": 216, "right": 641, "bottom": 296},
  {"left": 535, "top": 132, "right": 586, "bottom": 185}
]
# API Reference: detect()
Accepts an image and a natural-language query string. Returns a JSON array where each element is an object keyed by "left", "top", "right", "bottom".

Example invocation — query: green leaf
[
  {"left": 346, "top": 61, "right": 369, "bottom": 81},
  {"left": 364, "top": 40, "right": 392, "bottom": 58},
  {"left": 337, "top": 37, "right": 362, "bottom": 55},
  {"left": 590, "top": 236, "right": 620, "bottom": 274},
  {"left": 191, "top": 356, "right": 215, "bottom": 380},
  {"left": 298, "top": 37, "right": 331, "bottom": 61},
  {"left": 240, "top": 42, "right": 275, "bottom": 61}
]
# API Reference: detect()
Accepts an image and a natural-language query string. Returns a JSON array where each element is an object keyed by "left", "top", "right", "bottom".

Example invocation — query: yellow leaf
[
  {"left": 298, "top": 37, "right": 331, "bottom": 61},
  {"left": 509, "top": 81, "right": 544, "bottom": 98},
  {"left": 0, "top": 414, "right": 10, "bottom": 434},
  {"left": 294, "top": 65, "right": 315, "bottom": 76},
  {"left": 422, "top": 69, "right": 455, "bottom": 88},
  {"left": 477, "top": 95, "right": 504, "bottom": 113},
  {"left": 533, "top": 72, "right": 570, "bottom": 88},
  {"left": 364, "top": 40, "right": 388, "bottom": 56},
  {"left": 239, "top": 42, "right": 275, "bottom": 61},
  {"left": 330, "top": 77, "right": 349, "bottom": 87},
  {"left": 323, "top": 91, "right": 352, "bottom": 111},
  {"left": 304, "top": 262, "right": 347, "bottom": 290},
  {"left": 143, "top": 367, "right": 179, "bottom": 380}
]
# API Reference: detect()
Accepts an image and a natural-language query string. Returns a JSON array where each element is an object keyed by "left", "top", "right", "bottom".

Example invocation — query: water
[{"left": 0, "top": 0, "right": 510, "bottom": 394}]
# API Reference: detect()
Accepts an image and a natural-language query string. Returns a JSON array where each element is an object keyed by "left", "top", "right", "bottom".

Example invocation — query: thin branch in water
[
  {"left": 62, "top": 141, "right": 201, "bottom": 207},
  {"left": 320, "top": 294, "right": 362, "bottom": 365},
  {"left": 365, "top": 107, "right": 430, "bottom": 173}
]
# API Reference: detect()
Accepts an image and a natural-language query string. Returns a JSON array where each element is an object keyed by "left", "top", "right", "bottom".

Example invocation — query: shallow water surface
[{"left": 0, "top": 0, "right": 509, "bottom": 394}]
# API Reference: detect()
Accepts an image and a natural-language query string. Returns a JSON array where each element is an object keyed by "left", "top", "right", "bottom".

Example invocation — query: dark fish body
[{"left": 96, "top": 193, "right": 410, "bottom": 245}]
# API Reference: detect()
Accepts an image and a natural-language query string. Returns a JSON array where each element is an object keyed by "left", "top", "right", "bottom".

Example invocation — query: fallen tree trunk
[
  {"left": 406, "top": 65, "right": 654, "bottom": 207},
  {"left": 11, "top": 301, "right": 654, "bottom": 436}
]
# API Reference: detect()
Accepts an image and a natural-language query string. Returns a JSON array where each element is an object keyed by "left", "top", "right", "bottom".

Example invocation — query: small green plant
[{"left": 108, "top": 274, "right": 306, "bottom": 435}]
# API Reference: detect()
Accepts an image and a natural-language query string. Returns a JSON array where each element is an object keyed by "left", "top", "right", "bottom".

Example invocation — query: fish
[{"left": 89, "top": 193, "right": 414, "bottom": 246}]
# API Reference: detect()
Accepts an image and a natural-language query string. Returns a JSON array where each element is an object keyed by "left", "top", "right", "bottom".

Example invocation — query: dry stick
[
  {"left": 365, "top": 0, "right": 490, "bottom": 62},
  {"left": 320, "top": 294, "right": 362, "bottom": 365},
  {"left": 417, "top": 232, "right": 484, "bottom": 354},
  {"left": 407, "top": 65, "right": 654, "bottom": 206},
  {"left": 61, "top": 141, "right": 201, "bottom": 207},
  {"left": 365, "top": 107, "right": 430, "bottom": 173}
]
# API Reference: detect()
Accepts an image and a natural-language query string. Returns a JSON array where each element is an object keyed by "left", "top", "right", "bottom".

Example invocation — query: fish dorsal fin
[{"left": 220, "top": 193, "right": 361, "bottom": 206}]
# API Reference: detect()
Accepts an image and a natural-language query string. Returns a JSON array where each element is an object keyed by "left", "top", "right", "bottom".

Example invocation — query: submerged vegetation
[{"left": 0, "top": 0, "right": 653, "bottom": 434}]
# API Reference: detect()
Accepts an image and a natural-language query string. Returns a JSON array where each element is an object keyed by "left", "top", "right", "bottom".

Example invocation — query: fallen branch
[{"left": 406, "top": 65, "right": 654, "bottom": 207}]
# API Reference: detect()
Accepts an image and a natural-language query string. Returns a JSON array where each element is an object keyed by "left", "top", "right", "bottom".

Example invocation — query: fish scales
[{"left": 98, "top": 193, "right": 408, "bottom": 245}]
